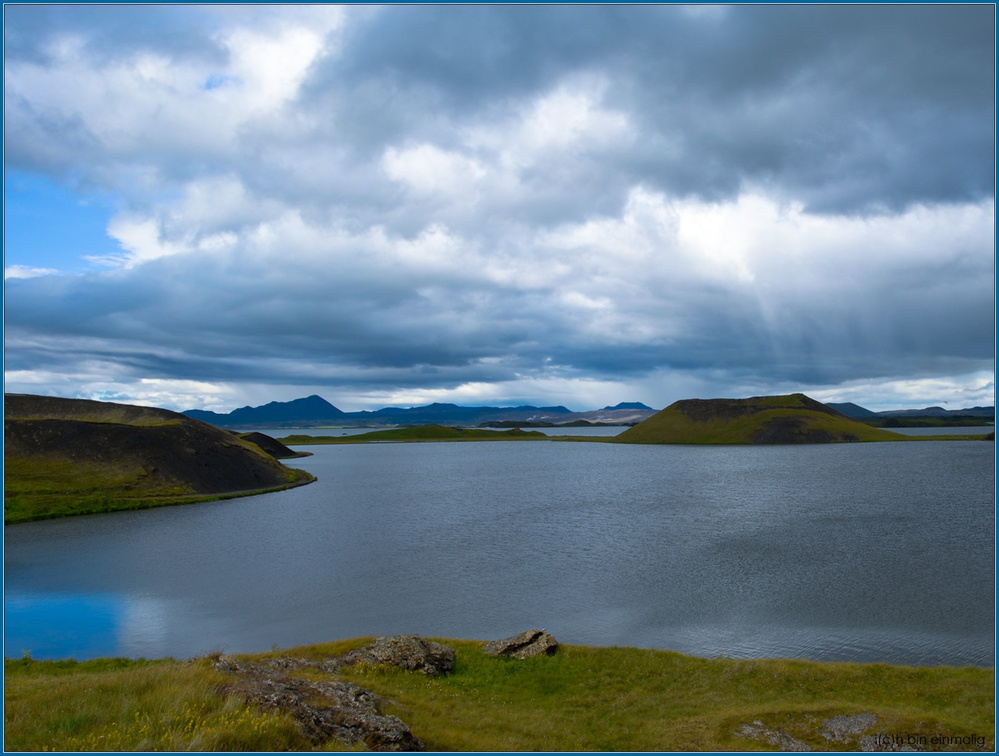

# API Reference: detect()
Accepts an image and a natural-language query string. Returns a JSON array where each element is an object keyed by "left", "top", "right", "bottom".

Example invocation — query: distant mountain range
[
  {"left": 183, "top": 396, "right": 658, "bottom": 428},
  {"left": 182, "top": 395, "right": 993, "bottom": 429},
  {"left": 827, "top": 402, "right": 994, "bottom": 419}
]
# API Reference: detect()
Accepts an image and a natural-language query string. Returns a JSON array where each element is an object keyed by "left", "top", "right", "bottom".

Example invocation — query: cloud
[
  {"left": 3, "top": 5, "right": 994, "bottom": 412},
  {"left": 4, "top": 265, "right": 60, "bottom": 280},
  {"left": 6, "top": 190, "right": 992, "bottom": 409}
]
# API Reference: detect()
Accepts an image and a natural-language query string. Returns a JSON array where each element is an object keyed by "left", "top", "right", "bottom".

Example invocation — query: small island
[
  {"left": 615, "top": 393, "right": 912, "bottom": 444},
  {"left": 280, "top": 425, "right": 549, "bottom": 445}
]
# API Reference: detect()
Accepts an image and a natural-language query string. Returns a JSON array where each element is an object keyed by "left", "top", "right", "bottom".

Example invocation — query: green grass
[
  {"left": 617, "top": 405, "right": 908, "bottom": 445},
  {"left": 3, "top": 655, "right": 315, "bottom": 752},
  {"left": 281, "top": 425, "right": 550, "bottom": 444},
  {"left": 3, "top": 455, "right": 315, "bottom": 524},
  {"left": 4, "top": 406, "right": 183, "bottom": 427},
  {"left": 5, "top": 640, "right": 993, "bottom": 751}
]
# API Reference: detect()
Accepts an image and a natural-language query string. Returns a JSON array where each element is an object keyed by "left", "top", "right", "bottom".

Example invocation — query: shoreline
[
  {"left": 3, "top": 471, "right": 316, "bottom": 525},
  {"left": 5, "top": 637, "right": 995, "bottom": 671}
]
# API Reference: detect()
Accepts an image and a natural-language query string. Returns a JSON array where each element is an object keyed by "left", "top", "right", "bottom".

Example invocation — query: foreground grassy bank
[{"left": 4, "top": 638, "right": 993, "bottom": 752}]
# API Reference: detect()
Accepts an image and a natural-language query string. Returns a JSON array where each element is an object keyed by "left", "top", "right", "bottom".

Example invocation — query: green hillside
[
  {"left": 4, "top": 394, "right": 314, "bottom": 523},
  {"left": 616, "top": 393, "right": 908, "bottom": 445}
]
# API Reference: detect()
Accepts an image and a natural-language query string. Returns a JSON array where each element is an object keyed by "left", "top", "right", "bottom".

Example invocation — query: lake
[{"left": 4, "top": 438, "right": 994, "bottom": 667}]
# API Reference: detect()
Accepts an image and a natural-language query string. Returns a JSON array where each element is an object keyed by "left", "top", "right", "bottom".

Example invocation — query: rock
[
  {"left": 738, "top": 713, "right": 899, "bottom": 753},
  {"left": 858, "top": 734, "right": 924, "bottom": 752},
  {"left": 207, "top": 637, "right": 454, "bottom": 750},
  {"left": 737, "top": 721, "right": 812, "bottom": 752},
  {"left": 823, "top": 713, "right": 877, "bottom": 742},
  {"left": 213, "top": 655, "right": 424, "bottom": 751},
  {"left": 342, "top": 635, "right": 456, "bottom": 676},
  {"left": 482, "top": 629, "right": 558, "bottom": 659}
]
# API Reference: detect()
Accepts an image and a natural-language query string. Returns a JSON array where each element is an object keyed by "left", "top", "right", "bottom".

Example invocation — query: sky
[{"left": 3, "top": 4, "right": 995, "bottom": 414}]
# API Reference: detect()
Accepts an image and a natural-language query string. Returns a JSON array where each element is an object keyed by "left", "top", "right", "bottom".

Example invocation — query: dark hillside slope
[
  {"left": 236, "top": 431, "right": 310, "bottom": 459},
  {"left": 5, "top": 394, "right": 313, "bottom": 523},
  {"left": 826, "top": 401, "right": 878, "bottom": 418},
  {"left": 616, "top": 393, "right": 907, "bottom": 445}
]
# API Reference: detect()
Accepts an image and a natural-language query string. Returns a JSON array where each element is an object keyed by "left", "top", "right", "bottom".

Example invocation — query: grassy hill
[
  {"left": 4, "top": 637, "right": 993, "bottom": 751},
  {"left": 616, "top": 393, "right": 909, "bottom": 445},
  {"left": 4, "top": 394, "right": 314, "bottom": 523}
]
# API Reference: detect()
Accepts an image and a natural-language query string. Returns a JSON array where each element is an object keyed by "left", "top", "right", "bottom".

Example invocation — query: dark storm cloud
[
  {"left": 302, "top": 4, "right": 994, "bottom": 214},
  {"left": 3, "top": 5, "right": 994, "bottom": 410}
]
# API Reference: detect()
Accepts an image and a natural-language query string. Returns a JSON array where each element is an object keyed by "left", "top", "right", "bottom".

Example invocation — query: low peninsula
[{"left": 3, "top": 394, "right": 314, "bottom": 524}]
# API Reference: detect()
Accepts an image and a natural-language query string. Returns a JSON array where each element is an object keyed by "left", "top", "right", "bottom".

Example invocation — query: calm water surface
[{"left": 4, "top": 440, "right": 994, "bottom": 666}]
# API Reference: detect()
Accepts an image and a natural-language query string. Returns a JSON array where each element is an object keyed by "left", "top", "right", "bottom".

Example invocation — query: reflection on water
[
  {"left": 4, "top": 593, "right": 177, "bottom": 660},
  {"left": 5, "top": 593, "right": 121, "bottom": 659},
  {"left": 4, "top": 440, "right": 994, "bottom": 665}
]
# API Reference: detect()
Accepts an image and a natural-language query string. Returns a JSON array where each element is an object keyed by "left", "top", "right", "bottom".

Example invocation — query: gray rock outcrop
[
  {"left": 823, "top": 713, "right": 878, "bottom": 743},
  {"left": 214, "top": 655, "right": 424, "bottom": 751},
  {"left": 210, "top": 635, "right": 456, "bottom": 751},
  {"left": 482, "top": 629, "right": 558, "bottom": 659},
  {"left": 737, "top": 712, "right": 903, "bottom": 752},
  {"left": 341, "top": 634, "right": 456, "bottom": 675}
]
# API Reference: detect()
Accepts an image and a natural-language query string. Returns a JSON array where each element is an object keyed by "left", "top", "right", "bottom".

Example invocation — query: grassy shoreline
[
  {"left": 281, "top": 424, "right": 993, "bottom": 445},
  {"left": 4, "top": 637, "right": 993, "bottom": 752},
  {"left": 3, "top": 469, "right": 316, "bottom": 525}
]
